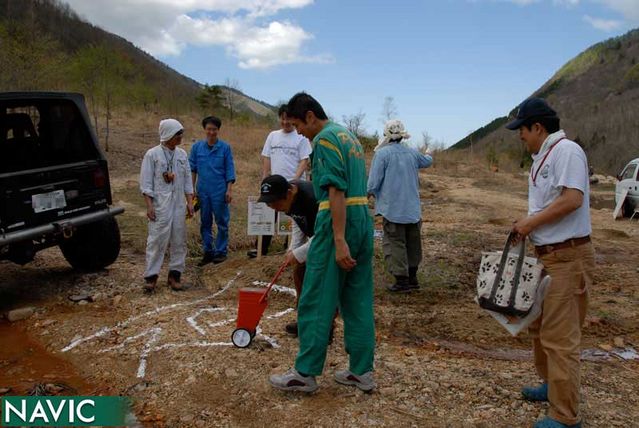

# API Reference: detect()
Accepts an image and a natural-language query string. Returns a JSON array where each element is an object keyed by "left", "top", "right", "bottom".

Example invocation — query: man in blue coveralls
[{"left": 189, "top": 116, "right": 236, "bottom": 266}]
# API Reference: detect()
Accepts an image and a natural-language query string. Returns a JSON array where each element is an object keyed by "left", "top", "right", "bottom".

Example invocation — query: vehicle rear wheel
[{"left": 60, "top": 217, "right": 121, "bottom": 271}]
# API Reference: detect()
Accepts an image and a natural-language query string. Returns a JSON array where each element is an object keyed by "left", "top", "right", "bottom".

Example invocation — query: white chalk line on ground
[
  {"left": 136, "top": 327, "right": 162, "bottom": 378},
  {"left": 186, "top": 307, "right": 227, "bottom": 336},
  {"left": 61, "top": 271, "right": 242, "bottom": 352},
  {"left": 251, "top": 281, "right": 297, "bottom": 297},
  {"left": 61, "top": 271, "right": 297, "bottom": 379}
]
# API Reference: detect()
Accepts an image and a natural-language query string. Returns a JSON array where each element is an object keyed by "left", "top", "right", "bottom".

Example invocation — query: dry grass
[{"left": 107, "top": 110, "right": 282, "bottom": 255}]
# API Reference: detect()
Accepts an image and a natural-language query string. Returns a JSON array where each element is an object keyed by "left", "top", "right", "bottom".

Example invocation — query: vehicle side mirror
[{"left": 616, "top": 174, "right": 621, "bottom": 181}]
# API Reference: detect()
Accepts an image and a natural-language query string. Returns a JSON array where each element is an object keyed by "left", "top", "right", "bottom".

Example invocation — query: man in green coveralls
[{"left": 269, "top": 92, "right": 375, "bottom": 393}]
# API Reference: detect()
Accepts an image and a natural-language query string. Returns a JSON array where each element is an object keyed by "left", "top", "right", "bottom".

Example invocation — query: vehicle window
[
  {"left": 621, "top": 164, "right": 638, "bottom": 181},
  {"left": 0, "top": 100, "right": 99, "bottom": 173}
]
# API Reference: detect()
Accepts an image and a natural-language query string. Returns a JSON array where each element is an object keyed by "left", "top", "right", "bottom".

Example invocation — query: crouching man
[{"left": 256, "top": 174, "right": 319, "bottom": 335}]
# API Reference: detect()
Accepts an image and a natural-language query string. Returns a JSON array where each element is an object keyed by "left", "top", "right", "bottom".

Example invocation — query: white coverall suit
[{"left": 140, "top": 144, "right": 193, "bottom": 278}]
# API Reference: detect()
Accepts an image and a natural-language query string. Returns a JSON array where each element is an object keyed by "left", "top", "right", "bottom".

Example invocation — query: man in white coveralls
[{"left": 140, "top": 118, "right": 194, "bottom": 291}]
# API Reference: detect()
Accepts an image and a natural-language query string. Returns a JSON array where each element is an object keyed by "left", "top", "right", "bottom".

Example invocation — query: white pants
[{"left": 144, "top": 192, "right": 187, "bottom": 278}]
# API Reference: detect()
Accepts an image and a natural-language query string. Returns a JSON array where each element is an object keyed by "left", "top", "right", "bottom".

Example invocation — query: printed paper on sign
[
  {"left": 247, "top": 196, "right": 275, "bottom": 236},
  {"left": 277, "top": 213, "right": 293, "bottom": 236}
]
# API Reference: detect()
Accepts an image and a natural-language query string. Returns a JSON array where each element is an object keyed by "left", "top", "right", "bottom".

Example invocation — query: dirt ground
[{"left": 1, "top": 119, "right": 638, "bottom": 427}]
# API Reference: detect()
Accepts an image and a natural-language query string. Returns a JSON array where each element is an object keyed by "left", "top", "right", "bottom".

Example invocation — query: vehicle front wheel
[{"left": 60, "top": 217, "right": 121, "bottom": 271}]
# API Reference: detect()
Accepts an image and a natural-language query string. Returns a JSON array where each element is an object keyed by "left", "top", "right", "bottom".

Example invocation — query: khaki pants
[
  {"left": 528, "top": 242, "right": 595, "bottom": 425},
  {"left": 382, "top": 218, "right": 422, "bottom": 277}
]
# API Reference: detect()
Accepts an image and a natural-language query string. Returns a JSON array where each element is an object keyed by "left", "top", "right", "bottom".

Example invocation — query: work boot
[
  {"left": 269, "top": 369, "right": 318, "bottom": 393},
  {"left": 198, "top": 252, "right": 214, "bottom": 267},
  {"left": 387, "top": 275, "right": 412, "bottom": 293},
  {"left": 285, "top": 322, "right": 298, "bottom": 337},
  {"left": 408, "top": 267, "right": 419, "bottom": 289},
  {"left": 167, "top": 270, "right": 183, "bottom": 291},
  {"left": 521, "top": 382, "right": 548, "bottom": 402},
  {"left": 212, "top": 254, "right": 227, "bottom": 264},
  {"left": 334, "top": 370, "right": 376, "bottom": 392},
  {"left": 143, "top": 274, "right": 158, "bottom": 292},
  {"left": 533, "top": 416, "right": 581, "bottom": 428}
]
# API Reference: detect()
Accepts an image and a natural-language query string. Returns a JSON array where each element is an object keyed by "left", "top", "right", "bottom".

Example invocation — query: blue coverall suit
[{"left": 189, "top": 139, "right": 236, "bottom": 257}]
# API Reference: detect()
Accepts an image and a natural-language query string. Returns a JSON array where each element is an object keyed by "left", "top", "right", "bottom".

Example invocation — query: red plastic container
[
  {"left": 236, "top": 287, "right": 269, "bottom": 333},
  {"left": 231, "top": 261, "right": 289, "bottom": 348}
]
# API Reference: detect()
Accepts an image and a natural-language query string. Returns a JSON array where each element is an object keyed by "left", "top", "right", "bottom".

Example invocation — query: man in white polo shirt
[
  {"left": 248, "top": 104, "right": 312, "bottom": 258},
  {"left": 507, "top": 98, "right": 594, "bottom": 428}
]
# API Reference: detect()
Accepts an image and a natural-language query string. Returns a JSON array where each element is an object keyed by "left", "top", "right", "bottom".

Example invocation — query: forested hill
[{"left": 450, "top": 29, "right": 639, "bottom": 176}]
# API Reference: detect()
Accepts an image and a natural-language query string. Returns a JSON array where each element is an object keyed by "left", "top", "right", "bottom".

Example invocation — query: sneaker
[
  {"left": 198, "top": 252, "right": 214, "bottom": 267},
  {"left": 533, "top": 416, "right": 581, "bottom": 428},
  {"left": 269, "top": 369, "right": 318, "bottom": 393},
  {"left": 522, "top": 383, "right": 548, "bottom": 402},
  {"left": 334, "top": 370, "right": 376, "bottom": 392},
  {"left": 212, "top": 254, "right": 227, "bottom": 264},
  {"left": 247, "top": 249, "right": 258, "bottom": 259},
  {"left": 285, "top": 322, "right": 298, "bottom": 337}
]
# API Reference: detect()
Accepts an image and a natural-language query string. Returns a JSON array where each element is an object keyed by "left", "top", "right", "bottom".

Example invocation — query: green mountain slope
[
  {"left": 451, "top": 29, "right": 639, "bottom": 176},
  {"left": 0, "top": 0, "right": 275, "bottom": 118}
]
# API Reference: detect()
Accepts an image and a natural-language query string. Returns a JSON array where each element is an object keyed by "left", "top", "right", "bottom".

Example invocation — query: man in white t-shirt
[
  {"left": 507, "top": 98, "right": 594, "bottom": 428},
  {"left": 249, "top": 104, "right": 313, "bottom": 258},
  {"left": 262, "top": 104, "right": 313, "bottom": 180}
]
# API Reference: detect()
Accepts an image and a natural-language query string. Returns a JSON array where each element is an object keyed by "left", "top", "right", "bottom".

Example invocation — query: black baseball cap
[
  {"left": 505, "top": 97, "right": 558, "bottom": 130},
  {"left": 257, "top": 175, "right": 290, "bottom": 203}
]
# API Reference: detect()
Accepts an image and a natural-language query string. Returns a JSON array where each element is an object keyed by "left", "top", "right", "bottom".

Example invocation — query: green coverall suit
[{"left": 294, "top": 122, "right": 375, "bottom": 377}]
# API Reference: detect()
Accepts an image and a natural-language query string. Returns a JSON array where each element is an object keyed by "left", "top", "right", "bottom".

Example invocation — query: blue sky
[{"left": 66, "top": 0, "right": 638, "bottom": 146}]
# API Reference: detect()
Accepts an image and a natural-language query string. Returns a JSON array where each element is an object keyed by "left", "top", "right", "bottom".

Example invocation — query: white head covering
[
  {"left": 158, "top": 118, "right": 183, "bottom": 143},
  {"left": 374, "top": 119, "right": 410, "bottom": 152}
]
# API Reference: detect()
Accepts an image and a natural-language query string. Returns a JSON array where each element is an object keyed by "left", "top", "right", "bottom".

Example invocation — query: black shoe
[
  {"left": 387, "top": 276, "right": 412, "bottom": 293},
  {"left": 212, "top": 254, "right": 227, "bottom": 264},
  {"left": 143, "top": 274, "right": 158, "bottom": 292},
  {"left": 198, "top": 253, "right": 214, "bottom": 267},
  {"left": 408, "top": 267, "right": 420, "bottom": 289},
  {"left": 247, "top": 249, "right": 258, "bottom": 259},
  {"left": 285, "top": 322, "right": 298, "bottom": 337}
]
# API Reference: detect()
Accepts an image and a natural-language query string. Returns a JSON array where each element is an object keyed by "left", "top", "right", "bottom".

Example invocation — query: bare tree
[
  {"left": 380, "top": 96, "right": 398, "bottom": 123},
  {"left": 421, "top": 130, "right": 433, "bottom": 153},
  {"left": 223, "top": 78, "right": 242, "bottom": 122},
  {"left": 342, "top": 109, "right": 367, "bottom": 137}
]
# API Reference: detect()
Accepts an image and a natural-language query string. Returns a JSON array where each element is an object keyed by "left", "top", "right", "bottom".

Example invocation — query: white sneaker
[
  {"left": 269, "top": 369, "right": 318, "bottom": 393},
  {"left": 334, "top": 370, "right": 376, "bottom": 392}
]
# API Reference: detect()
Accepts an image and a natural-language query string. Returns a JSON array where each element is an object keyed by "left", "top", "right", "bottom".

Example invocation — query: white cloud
[
  {"left": 583, "top": 14, "right": 623, "bottom": 30},
  {"left": 596, "top": 0, "right": 639, "bottom": 22},
  {"left": 485, "top": 0, "right": 639, "bottom": 29},
  {"left": 62, "top": 0, "right": 330, "bottom": 69}
]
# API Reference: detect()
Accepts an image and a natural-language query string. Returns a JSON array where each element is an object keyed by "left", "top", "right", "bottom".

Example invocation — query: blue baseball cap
[{"left": 505, "top": 98, "right": 558, "bottom": 130}]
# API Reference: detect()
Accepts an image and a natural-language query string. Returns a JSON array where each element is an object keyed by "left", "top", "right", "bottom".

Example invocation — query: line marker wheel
[{"left": 231, "top": 328, "right": 252, "bottom": 348}]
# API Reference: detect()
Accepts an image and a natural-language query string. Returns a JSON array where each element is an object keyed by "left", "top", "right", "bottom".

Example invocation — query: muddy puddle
[{"left": 0, "top": 321, "right": 100, "bottom": 396}]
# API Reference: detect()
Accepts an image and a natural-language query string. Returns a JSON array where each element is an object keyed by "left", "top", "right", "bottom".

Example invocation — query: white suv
[{"left": 615, "top": 158, "right": 639, "bottom": 217}]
